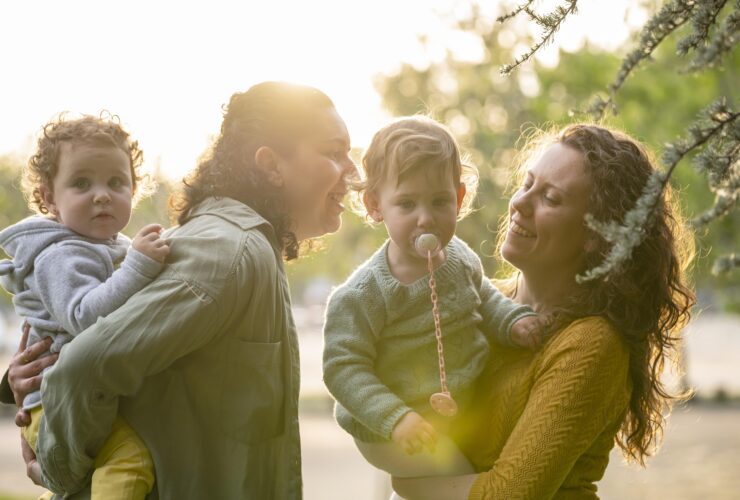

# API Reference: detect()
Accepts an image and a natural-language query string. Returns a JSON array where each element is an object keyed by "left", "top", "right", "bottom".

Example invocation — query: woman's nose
[
  {"left": 341, "top": 157, "right": 358, "bottom": 180},
  {"left": 511, "top": 189, "right": 532, "bottom": 216}
]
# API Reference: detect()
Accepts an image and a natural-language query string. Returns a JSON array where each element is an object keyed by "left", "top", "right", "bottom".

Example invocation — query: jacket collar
[{"left": 188, "top": 197, "right": 274, "bottom": 233}]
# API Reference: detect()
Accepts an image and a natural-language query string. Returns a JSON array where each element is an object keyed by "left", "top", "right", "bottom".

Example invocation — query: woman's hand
[
  {"left": 8, "top": 324, "right": 56, "bottom": 426},
  {"left": 21, "top": 434, "right": 44, "bottom": 486}
]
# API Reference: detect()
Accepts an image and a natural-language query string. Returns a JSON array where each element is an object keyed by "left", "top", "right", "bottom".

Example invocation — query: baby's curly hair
[{"left": 21, "top": 113, "right": 152, "bottom": 214}]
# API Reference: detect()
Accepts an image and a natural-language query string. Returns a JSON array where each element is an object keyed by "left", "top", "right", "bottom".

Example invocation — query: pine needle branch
[
  {"left": 677, "top": 0, "right": 728, "bottom": 55},
  {"left": 712, "top": 253, "right": 740, "bottom": 274},
  {"left": 500, "top": 0, "right": 579, "bottom": 75},
  {"left": 687, "top": 0, "right": 740, "bottom": 71},
  {"left": 587, "top": 0, "right": 698, "bottom": 118},
  {"left": 577, "top": 100, "right": 739, "bottom": 283},
  {"left": 496, "top": 0, "right": 537, "bottom": 23}
]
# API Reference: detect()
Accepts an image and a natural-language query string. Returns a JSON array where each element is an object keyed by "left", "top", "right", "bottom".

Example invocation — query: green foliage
[
  {"left": 363, "top": 1, "right": 738, "bottom": 308},
  {"left": 0, "top": 157, "right": 33, "bottom": 309}
]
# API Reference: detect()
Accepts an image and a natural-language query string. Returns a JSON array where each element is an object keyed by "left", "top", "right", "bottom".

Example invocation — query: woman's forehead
[
  {"left": 530, "top": 143, "right": 590, "bottom": 192},
  {"left": 308, "top": 107, "right": 350, "bottom": 145}
]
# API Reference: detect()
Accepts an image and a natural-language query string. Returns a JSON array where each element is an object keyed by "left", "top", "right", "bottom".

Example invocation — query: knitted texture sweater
[
  {"left": 456, "top": 316, "right": 632, "bottom": 500},
  {"left": 323, "top": 237, "right": 534, "bottom": 442}
]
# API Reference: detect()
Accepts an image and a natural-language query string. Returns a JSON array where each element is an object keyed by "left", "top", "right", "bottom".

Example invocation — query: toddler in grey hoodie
[{"left": 0, "top": 114, "right": 168, "bottom": 499}]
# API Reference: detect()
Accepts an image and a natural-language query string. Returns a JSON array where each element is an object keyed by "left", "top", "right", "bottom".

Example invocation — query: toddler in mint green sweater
[{"left": 323, "top": 116, "right": 544, "bottom": 483}]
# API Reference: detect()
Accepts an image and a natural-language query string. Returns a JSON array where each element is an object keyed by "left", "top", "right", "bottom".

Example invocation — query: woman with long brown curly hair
[
  {"left": 4, "top": 81, "right": 356, "bottom": 499},
  {"left": 393, "top": 123, "right": 695, "bottom": 499}
]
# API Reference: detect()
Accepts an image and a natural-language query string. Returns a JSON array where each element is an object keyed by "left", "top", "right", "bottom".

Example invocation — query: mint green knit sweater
[{"left": 322, "top": 237, "right": 534, "bottom": 443}]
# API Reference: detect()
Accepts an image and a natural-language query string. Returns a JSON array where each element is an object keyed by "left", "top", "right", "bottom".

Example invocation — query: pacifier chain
[{"left": 416, "top": 234, "right": 458, "bottom": 418}]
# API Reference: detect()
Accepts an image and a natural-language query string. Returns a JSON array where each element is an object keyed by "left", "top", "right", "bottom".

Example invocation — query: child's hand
[
  {"left": 391, "top": 411, "right": 437, "bottom": 455},
  {"left": 509, "top": 314, "right": 551, "bottom": 350},
  {"left": 133, "top": 224, "right": 170, "bottom": 263}
]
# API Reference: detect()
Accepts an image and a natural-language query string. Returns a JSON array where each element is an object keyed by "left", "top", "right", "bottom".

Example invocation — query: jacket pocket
[{"left": 219, "top": 339, "right": 285, "bottom": 444}]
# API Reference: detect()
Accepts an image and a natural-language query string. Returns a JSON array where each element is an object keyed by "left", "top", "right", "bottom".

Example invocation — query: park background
[{"left": 0, "top": 0, "right": 738, "bottom": 498}]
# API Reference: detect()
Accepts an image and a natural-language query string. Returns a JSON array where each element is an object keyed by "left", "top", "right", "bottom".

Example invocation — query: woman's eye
[
  {"left": 434, "top": 198, "right": 452, "bottom": 207},
  {"left": 329, "top": 150, "right": 345, "bottom": 161},
  {"left": 399, "top": 201, "right": 414, "bottom": 209}
]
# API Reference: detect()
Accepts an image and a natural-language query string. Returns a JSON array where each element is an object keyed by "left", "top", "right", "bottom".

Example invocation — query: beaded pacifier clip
[{"left": 415, "top": 233, "right": 458, "bottom": 418}]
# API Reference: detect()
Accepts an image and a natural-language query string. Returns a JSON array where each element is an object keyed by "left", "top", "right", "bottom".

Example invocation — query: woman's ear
[
  {"left": 456, "top": 184, "right": 467, "bottom": 213},
  {"left": 39, "top": 185, "right": 57, "bottom": 215},
  {"left": 254, "top": 146, "right": 284, "bottom": 187},
  {"left": 362, "top": 191, "right": 383, "bottom": 222}
]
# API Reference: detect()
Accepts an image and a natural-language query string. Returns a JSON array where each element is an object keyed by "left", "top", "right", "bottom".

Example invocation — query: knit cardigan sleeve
[
  {"left": 322, "top": 281, "right": 413, "bottom": 440},
  {"left": 459, "top": 241, "right": 535, "bottom": 346},
  {"left": 468, "top": 317, "right": 630, "bottom": 500}
]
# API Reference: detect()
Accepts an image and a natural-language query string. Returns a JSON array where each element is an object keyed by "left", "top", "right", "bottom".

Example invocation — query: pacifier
[
  {"left": 430, "top": 392, "right": 458, "bottom": 417},
  {"left": 416, "top": 231, "right": 458, "bottom": 418},
  {"left": 415, "top": 233, "right": 441, "bottom": 257}
]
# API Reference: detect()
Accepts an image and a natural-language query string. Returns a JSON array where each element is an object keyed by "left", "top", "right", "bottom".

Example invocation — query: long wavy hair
[
  {"left": 497, "top": 124, "right": 696, "bottom": 465},
  {"left": 168, "top": 81, "right": 336, "bottom": 260}
]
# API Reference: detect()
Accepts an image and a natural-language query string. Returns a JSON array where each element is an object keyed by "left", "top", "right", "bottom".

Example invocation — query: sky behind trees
[{"left": 1, "top": 0, "right": 642, "bottom": 178}]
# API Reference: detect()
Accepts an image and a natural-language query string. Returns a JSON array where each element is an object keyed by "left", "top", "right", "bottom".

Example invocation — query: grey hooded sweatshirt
[{"left": 0, "top": 216, "right": 163, "bottom": 409}]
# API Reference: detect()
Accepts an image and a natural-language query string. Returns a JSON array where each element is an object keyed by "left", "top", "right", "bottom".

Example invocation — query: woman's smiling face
[
  {"left": 275, "top": 107, "right": 356, "bottom": 241},
  {"left": 501, "top": 142, "right": 593, "bottom": 279}
]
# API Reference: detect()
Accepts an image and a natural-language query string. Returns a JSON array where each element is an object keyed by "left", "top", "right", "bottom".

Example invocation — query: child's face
[
  {"left": 40, "top": 142, "right": 134, "bottom": 240},
  {"left": 365, "top": 165, "right": 464, "bottom": 264}
]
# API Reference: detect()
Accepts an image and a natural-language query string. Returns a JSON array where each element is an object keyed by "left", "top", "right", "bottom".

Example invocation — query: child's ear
[
  {"left": 455, "top": 184, "right": 467, "bottom": 213},
  {"left": 254, "top": 146, "right": 284, "bottom": 188},
  {"left": 39, "top": 185, "right": 58, "bottom": 215},
  {"left": 362, "top": 191, "right": 383, "bottom": 222}
]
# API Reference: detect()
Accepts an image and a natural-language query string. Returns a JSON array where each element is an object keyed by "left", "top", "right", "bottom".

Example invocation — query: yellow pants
[{"left": 23, "top": 406, "right": 155, "bottom": 500}]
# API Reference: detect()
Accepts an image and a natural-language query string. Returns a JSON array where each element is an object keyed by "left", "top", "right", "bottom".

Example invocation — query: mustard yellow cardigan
[{"left": 455, "top": 316, "right": 632, "bottom": 499}]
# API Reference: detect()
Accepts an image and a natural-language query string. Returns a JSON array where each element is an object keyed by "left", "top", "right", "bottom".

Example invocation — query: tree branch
[
  {"left": 687, "top": 0, "right": 740, "bottom": 71},
  {"left": 500, "top": 1, "right": 579, "bottom": 75},
  {"left": 677, "top": 0, "right": 728, "bottom": 55},
  {"left": 496, "top": 0, "right": 537, "bottom": 23},
  {"left": 577, "top": 100, "right": 739, "bottom": 283},
  {"left": 588, "top": 0, "right": 698, "bottom": 118}
]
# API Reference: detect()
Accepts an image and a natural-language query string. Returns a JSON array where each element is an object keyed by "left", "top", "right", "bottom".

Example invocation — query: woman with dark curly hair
[
  {"left": 392, "top": 124, "right": 695, "bottom": 499},
  {"left": 4, "top": 81, "right": 355, "bottom": 499}
]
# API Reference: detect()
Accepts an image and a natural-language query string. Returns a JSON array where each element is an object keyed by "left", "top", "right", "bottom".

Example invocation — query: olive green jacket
[{"left": 36, "top": 197, "right": 302, "bottom": 499}]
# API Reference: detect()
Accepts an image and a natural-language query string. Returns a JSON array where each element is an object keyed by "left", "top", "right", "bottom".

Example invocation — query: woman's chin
[
  {"left": 307, "top": 214, "right": 342, "bottom": 240},
  {"left": 501, "top": 244, "right": 525, "bottom": 269},
  {"left": 325, "top": 213, "right": 344, "bottom": 235}
]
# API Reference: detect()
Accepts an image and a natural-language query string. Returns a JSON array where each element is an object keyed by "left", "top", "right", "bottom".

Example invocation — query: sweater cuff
[
  {"left": 467, "top": 472, "right": 489, "bottom": 500},
  {"left": 378, "top": 405, "right": 413, "bottom": 440},
  {"left": 123, "top": 248, "right": 164, "bottom": 279}
]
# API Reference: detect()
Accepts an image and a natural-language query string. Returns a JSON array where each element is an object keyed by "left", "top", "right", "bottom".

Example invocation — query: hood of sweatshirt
[{"left": 0, "top": 216, "right": 120, "bottom": 294}]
